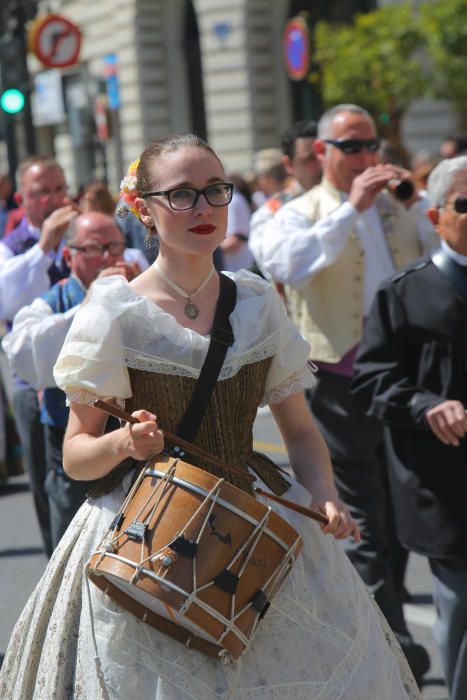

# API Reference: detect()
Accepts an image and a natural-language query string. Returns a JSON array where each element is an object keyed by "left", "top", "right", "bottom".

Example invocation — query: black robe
[{"left": 351, "top": 257, "right": 467, "bottom": 561}]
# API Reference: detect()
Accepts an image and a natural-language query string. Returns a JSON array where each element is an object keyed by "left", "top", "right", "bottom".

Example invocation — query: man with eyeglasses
[
  {"left": 351, "top": 156, "right": 467, "bottom": 700},
  {"left": 2, "top": 211, "right": 138, "bottom": 549},
  {"left": 256, "top": 103, "right": 438, "bottom": 682},
  {"left": 0, "top": 155, "right": 79, "bottom": 556}
]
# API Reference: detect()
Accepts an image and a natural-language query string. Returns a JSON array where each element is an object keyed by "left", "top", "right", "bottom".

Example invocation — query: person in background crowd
[
  {"left": 0, "top": 174, "right": 16, "bottom": 239},
  {"left": 220, "top": 173, "right": 254, "bottom": 272},
  {"left": 440, "top": 133, "right": 467, "bottom": 159},
  {"left": 249, "top": 120, "right": 321, "bottom": 280},
  {"left": 351, "top": 156, "right": 467, "bottom": 700},
  {"left": 253, "top": 103, "right": 438, "bottom": 684},
  {"left": 0, "top": 155, "right": 79, "bottom": 557},
  {"left": 2, "top": 212, "right": 139, "bottom": 549},
  {"left": 250, "top": 148, "right": 288, "bottom": 208},
  {"left": 80, "top": 180, "right": 116, "bottom": 216},
  {"left": 411, "top": 149, "right": 438, "bottom": 172},
  {"left": 79, "top": 180, "right": 149, "bottom": 272},
  {"left": 412, "top": 158, "right": 439, "bottom": 192},
  {"left": 378, "top": 139, "right": 409, "bottom": 168}
]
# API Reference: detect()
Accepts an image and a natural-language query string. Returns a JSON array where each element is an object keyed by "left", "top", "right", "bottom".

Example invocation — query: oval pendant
[{"left": 184, "top": 301, "right": 199, "bottom": 319}]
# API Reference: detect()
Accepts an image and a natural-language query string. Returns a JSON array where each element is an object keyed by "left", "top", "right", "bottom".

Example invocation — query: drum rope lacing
[{"left": 93, "top": 457, "right": 302, "bottom": 651}]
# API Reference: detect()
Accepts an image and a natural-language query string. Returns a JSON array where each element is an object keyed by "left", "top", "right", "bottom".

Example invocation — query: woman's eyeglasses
[
  {"left": 142, "top": 182, "right": 234, "bottom": 211},
  {"left": 324, "top": 138, "right": 381, "bottom": 155}
]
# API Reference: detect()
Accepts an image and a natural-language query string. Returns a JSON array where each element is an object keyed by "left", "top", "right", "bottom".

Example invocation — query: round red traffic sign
[
  {"left": 283, "top": 17, "right": 310, "bottom": 81},
  {"left": 29, "top": 14, "right": 82, "bottom": 69}
]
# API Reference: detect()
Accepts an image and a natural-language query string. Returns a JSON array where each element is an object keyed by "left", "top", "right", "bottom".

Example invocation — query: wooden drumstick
[
  {"left": 254, "top": 487, "right": 328, "bottom": 525},
  {"left": 93, "top": 399, "right": 255, "bottom": 483},
  {"left": 93, "top": 399, "right": 328, "bottom": 525}
]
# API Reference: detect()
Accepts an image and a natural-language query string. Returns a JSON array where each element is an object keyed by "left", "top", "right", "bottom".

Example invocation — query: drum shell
[{"left": 87, "top": 455, "right": 303, "bottom": 661}]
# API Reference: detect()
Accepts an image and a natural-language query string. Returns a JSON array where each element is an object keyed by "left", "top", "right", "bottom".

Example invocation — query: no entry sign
[
  {"left": 29, "top": 14, "right": 82, "bottom": 69},
  {"left": 283, "top": 17, "right": 310, "bottom": 81}
]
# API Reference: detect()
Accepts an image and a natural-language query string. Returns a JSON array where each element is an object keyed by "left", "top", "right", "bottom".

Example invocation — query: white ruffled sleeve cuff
[
  {"left": 53, "top": 279, "right": 133, "bottom": 402},
  {"left": 262, "top": 364, "right": 316, "bottom": 406}
]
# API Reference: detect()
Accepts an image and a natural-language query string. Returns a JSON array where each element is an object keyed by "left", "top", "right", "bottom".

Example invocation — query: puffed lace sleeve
[
  {"left": 53, "top": 277, "right": 132, "bottom": 406},
  {"left": 260, "top": 282, "right": 316, "bottom": 406}
]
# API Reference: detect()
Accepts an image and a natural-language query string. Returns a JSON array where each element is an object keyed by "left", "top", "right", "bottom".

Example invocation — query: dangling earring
[{"left": 145, "top": 226, "right": 157, "bottom": 249}]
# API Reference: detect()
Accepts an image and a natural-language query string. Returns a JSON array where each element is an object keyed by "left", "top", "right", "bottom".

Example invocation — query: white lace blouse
[{"left": 53, "top": 269, "right": 316, "bottom": 406}]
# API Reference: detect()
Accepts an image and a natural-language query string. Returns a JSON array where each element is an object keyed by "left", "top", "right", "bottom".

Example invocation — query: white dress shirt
[
  {"left": 0, "top": 227, "right": 64, "bottom": 321},
  {"left": 441, "top": 239, "right": 467, "bottom": 266},
  {"left": 223, "top": 191, "right": 253, "bottom": 272},
  {"left": 1, "top": 278, "right": 85, "bottom": 390},
  {"left": 258, "top": 192, "right": 436, "bottom": 314}
]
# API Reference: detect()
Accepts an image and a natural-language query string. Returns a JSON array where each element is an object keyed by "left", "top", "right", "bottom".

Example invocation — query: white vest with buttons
[{"left": 286, "top": 179, "right": 434, "bottom": 363}]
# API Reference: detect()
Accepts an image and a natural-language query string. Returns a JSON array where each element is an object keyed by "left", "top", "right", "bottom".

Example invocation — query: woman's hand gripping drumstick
[
  {"left": 94, "top": 399, "right": 255, "bottom": 483},
  {"left": 120, "top": 408, "right": 165, "bottom": 461},
  {"left": 93, "top": 399, "right": 329, "bottom": 526}
]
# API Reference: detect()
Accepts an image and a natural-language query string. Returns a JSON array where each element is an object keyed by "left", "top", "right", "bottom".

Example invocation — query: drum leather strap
[
  {"left": 88, "top": 573, "right": 225, "bottom": 660},
  {"left": 175, "top": 272, "right": 237, "bottom": 444}
]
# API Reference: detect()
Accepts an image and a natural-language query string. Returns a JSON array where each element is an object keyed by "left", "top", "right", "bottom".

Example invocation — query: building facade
[{"left": 14, "top": 0, "right": 458, "bottom": 193}]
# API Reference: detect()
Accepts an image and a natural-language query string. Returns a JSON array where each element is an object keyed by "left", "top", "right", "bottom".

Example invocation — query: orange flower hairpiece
[{"left": 117, "top": 158, "right": 140, "bottom": 219}]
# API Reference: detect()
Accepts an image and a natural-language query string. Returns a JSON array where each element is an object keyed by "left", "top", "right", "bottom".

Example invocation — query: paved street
[{"left": 0, "top": 407, "right": 448, "bottom": 698}]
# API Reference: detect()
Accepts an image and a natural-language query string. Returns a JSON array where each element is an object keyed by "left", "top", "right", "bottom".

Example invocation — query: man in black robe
[{"left": 351, "top": 155, "right": 467, "bottom": 700}]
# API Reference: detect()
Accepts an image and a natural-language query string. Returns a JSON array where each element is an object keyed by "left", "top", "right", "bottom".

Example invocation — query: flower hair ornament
[{"left": 116, "top": 159, "right": 140, "bottom": 219}]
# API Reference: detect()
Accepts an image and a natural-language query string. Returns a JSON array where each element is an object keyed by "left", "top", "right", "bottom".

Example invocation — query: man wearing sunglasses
[
  {"left": 2, "top": 212, "right": 139, "bottom": 550},
  {"left": 351, "top": 156, "right": 467, "bottom": 700},
  {"left": 256, "top": 103, "right": 438, "bottom": 682}
]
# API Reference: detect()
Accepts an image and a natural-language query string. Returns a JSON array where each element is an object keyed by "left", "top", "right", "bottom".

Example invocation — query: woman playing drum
[{"left": 0, "top": 134, "right": 420, "bottom": 699}]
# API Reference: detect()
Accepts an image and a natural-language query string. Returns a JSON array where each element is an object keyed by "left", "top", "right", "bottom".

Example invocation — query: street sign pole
[
  {"left": 283, "top": 16, "right": 316, "bottom": 121},
  {"left": 3, "top": 112, "right": 18, "bottom": 186},
  {"left": 103, "top": 54, "right": 124, "bottom": 180},
  {"left": 15, "top": 18, "right": 36, "bottom": 155}
]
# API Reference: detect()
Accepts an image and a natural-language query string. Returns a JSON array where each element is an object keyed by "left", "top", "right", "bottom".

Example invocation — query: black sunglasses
[
  {"left": 447, "top": 195, "right": 467, "bottom": 214},
  {"left": 324, "top": 138, "right": 381, "bottom": 154}
]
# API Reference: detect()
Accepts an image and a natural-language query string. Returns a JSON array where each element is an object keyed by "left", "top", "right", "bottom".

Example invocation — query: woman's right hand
[{"left": 119, "top": 409, "right": 164, "bottom": 459}]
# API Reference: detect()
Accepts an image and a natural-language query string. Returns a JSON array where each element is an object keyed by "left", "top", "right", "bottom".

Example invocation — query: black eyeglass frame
[
  {"left": 69, "top": 242, "right": 126, "bottom": 257},
  {"left": 324, "top": 138, "right": 381, "bottom": 155},
  {"left": 142, "top": 182, "right": 234, "bottom": 211}
]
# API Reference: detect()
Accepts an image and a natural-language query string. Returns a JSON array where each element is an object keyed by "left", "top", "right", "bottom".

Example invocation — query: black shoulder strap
[
  {"left": 432, "top": 249, "right": 467, "bottom": 307},
  {"left": 176, "top": 273, "right": 237, "bottom": 443}
]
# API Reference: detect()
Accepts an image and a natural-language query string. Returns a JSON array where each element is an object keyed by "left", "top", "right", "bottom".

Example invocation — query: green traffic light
[{"left": 1, "top": 88, "right": 25, "bottom": 114}]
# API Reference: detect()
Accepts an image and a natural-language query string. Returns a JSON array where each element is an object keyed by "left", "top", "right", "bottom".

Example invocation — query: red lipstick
[{"left": 188, "top": 225, "right": 216, "bottom": 234}]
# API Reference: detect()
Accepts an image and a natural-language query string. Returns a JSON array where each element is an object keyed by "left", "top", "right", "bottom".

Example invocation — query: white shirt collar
[{"left": 441, "top": 240, "right": 467, "bottom": 267}]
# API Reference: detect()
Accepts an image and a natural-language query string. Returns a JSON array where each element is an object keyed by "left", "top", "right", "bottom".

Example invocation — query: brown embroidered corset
[{"left": 88, "top": 358, "right": 290, "bottom": 498}]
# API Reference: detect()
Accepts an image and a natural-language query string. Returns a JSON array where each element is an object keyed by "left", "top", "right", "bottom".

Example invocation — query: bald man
[{"left": 2, "top": 212, "right": 139, "bottom": 549}]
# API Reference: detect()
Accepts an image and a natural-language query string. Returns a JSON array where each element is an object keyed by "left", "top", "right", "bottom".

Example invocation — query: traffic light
[
  {"left": 0, "top": 35, "right": 28, "bottom": 114},
  {"left": 1, "top": 89, "right": 25, "bottom": 114}
]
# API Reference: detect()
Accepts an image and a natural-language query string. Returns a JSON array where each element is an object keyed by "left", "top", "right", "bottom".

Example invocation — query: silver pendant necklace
[{"left": 153, "top": 263, "right": 216, "bottom": 319}]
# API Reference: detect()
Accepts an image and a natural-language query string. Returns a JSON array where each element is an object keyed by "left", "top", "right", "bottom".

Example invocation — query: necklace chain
[{"left": 153, "top": 263, "right": 216, "bottom": 319}]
